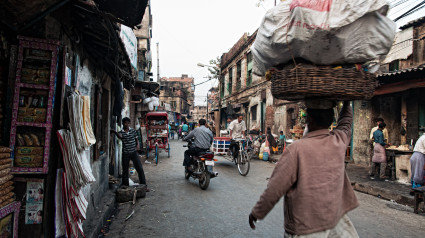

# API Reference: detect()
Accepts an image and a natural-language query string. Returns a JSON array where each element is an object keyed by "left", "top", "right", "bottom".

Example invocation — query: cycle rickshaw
[{"left": 145, "top": 112, "right": 170, "bottom": 164}]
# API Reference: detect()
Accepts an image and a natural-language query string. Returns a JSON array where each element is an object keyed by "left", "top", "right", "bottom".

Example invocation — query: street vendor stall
[{"left": 386, "top": 145, "right": 413, "bottom": 181}]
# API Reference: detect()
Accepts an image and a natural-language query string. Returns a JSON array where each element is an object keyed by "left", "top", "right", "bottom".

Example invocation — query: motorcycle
[
  {"left": 183, "top": 139, "right": 218, "bottom": 190},
  {"left": 181, "top": 131, "right": 188, "bottom": 140}
]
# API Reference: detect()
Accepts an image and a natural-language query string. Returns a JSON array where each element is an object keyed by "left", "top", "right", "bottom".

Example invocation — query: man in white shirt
[{"left": 228, "top": 115, "right": 247, "bottom": 160}]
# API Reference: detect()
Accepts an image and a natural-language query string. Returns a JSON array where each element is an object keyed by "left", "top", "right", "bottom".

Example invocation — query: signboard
[
  {"left": 120, "top": 25, "right": 138, "bottom": 69},
  {"left": 25, "top": 181, "right": 44, "bottom": 224}
]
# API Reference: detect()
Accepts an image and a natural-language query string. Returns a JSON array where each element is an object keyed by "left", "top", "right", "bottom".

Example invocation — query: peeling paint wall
[{"left": 352, "top": 100, "right": 374, "bottom": 165}]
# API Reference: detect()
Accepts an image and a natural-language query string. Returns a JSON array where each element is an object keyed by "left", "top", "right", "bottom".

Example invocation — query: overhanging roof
[
  {"left": 375, "top": 67, "right": 425, "bottom": 95},
  {"left": 400, "top": 16, "right": 425, "bottom": 30},
  {"left": 95, "top": 0, "right": 148, "bottom": 28},
  {"left": 0, "top": 0, "right": 70, "bottom": 31}
]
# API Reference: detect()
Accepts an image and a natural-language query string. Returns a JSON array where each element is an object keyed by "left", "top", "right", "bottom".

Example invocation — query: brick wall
[{"left": 265, "top": 105, "right": 275, "bottom": 131}]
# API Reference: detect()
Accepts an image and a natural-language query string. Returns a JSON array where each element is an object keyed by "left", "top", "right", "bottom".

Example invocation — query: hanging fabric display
[
  {"left": 56, "top": 92, "right": 97, "bottom": 237},
  {"left": 82, "top": 96, "right": 96, "bottom": 145}
]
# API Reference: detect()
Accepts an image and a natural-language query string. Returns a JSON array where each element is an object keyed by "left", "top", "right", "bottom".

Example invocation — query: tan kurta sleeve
[{"left": 251, "top": 148, "right": 297, "bottom": 219}]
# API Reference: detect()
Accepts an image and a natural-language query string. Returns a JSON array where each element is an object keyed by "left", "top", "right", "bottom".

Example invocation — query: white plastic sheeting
[{"left": 252, "top": 0, "right": 397, "bottom": 76}]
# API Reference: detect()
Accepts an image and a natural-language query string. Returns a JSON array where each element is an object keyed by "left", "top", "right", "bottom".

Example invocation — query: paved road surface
[{"left": 106, "top": 139, "right": 425, "bottom": 237}]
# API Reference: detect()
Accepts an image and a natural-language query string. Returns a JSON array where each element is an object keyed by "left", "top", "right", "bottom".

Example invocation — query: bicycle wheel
[
  {"left": 168, "top": 143, "right": 170, "bottom": 158},
  {"left": 146, "top": 140, "right": 149, "bottom": 158},
  {"left": 155, "top": 144, "right": 158, "bottom": 164},
  {"left": 237, "top": 151, "right": 250, "bottom": 176}
]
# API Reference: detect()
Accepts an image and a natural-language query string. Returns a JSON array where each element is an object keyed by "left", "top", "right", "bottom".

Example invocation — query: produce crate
[{"left": 212, "top": 137, "right": 231, "bottom": 155}]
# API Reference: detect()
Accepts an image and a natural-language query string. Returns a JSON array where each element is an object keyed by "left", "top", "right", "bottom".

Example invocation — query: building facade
[
  {"left": 159, "top": 75, "right": 194, "bottom": 121},
  {"left": 192, "top": 106, "right": 207, "bottom": 122},
  {"left": 351, "top": 17, "right": 425, "bottom": 182},
  {"left": 218, "top": 32, "right": 299, "bottom": 136}
]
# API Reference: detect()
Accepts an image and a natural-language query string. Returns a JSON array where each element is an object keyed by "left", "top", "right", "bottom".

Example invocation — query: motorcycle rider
[
  {"left": 182, "top": 121, "right": 189, "bottom": 134},
  {"left": 183, "top": 119, "right": 214, "bottom": 172}
]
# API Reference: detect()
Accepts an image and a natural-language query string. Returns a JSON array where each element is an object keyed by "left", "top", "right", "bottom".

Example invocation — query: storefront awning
[{"left": 375, "top": 67, "right": 425, "bottom": 95}]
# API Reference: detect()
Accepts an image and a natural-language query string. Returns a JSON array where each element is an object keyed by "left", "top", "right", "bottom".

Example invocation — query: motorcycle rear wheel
[
  {"left": 199, "top": 172, "right": 210, "bottom": 190},
  {"left": 184, "top": 170, "right": 190, "bottom": 180}
]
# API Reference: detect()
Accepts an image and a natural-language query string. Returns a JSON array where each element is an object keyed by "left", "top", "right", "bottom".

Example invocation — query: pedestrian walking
[
  {"left": 111, "top": 117, "right": 149, "bottom": 192},
  {"left": 249, "top": 101, "right": 359, "bottom": 237}
]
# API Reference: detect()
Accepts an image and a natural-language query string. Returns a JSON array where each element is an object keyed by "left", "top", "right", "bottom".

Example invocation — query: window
[
  {"left": 236, "top": 60, "right": 242, "bottom": 91},
  {"left": 171, "top": 101, "right": 176, "bottom": 109},
  {"left": 251, "top": 105, "right": 257, "bottom": 121},
  {"left": 220, "top": 78, "right": 225, "bottom": 98},
  {"left": 389, "top": 60, "right": 399, "bottom": 72},
  {"left": 228, "top": 67, "right": 233, "bottom": 94},
  {"left": 160, "top": 101, "right": 164, "bottom": 107},
  {"left": 246, "top": 52, "right": 253, "bottom": 87}
]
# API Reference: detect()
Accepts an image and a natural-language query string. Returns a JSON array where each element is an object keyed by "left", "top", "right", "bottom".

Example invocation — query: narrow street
[{"left": 106, "top": 140, "right": 425, "bottom": 238}]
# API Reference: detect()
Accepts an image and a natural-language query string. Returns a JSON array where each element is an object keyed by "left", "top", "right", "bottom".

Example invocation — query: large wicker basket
[{"left": 270, "top": 63, "right": 377, "bottom": 101}]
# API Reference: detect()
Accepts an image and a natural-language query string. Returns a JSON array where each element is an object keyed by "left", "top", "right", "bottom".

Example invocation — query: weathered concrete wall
[
  {"left": 352, "top": 100, "right": 374, "bottom": 165},
  {"left": 274, "top": 105, "right": 287, "bottom": 135},
  {"left": 352, "top": 97, "right": 402, "bottom": 165},
  {"left": 76, "top": 57, "right": 111, "bottom": 233}
]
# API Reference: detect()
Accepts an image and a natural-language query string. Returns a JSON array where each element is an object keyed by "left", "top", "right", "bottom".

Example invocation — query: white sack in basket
[{"left": 251, "top": 0, "right": 396, "bottom": 76}]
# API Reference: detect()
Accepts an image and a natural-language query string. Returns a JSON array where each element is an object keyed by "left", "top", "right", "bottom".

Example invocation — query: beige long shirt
[
  {"left": 251, "top": 103, "right": 358, "bottom": 235},
  {"left": 369, "top": 126, "right": 388, "bottom": 145}
]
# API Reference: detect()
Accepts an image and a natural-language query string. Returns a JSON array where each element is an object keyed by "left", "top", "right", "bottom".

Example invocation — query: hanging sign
[{"left": 120, "top": 25, "right": 138, "bottom": 69}]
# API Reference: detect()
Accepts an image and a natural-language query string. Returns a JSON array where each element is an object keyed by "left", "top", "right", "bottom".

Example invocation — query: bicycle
[{"left": 231, "top": 138, "right": 250, "bottom": 176}]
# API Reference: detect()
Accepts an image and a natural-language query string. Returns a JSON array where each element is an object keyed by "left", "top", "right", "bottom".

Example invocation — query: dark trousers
[
  {"left": 184, "top": 146, "right": 206, "bottom": 167},
  {"left": 229, "top": 140, "right": 239, "bottom": 159},
  {"left": 122, "top": 151, "right": 146, "bottom": 186}
]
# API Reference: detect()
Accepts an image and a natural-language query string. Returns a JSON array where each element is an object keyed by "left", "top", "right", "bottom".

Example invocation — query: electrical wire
[
  {"left": 393, "top": 0, "right": 425, "bottom": 22},
  {"left": 389, "top": 0, "right": 422, "bottom": 16}
]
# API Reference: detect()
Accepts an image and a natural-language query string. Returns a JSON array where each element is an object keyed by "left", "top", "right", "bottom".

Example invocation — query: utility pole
[
  {"left": 206, "top": 92, "right": 209, "bottom": 123},
  {"left": 156, "top": 42, "right": 160, "bottom": 81}
]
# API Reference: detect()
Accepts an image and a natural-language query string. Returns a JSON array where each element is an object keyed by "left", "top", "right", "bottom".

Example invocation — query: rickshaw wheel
[
  {"left": 155, "top": 144, "right": 158, "bottom": 164},
  {"left": 146, "top": 140, "right": 149, "bottom": 158},
  {"left": 167, "top": 143, "right": 170, "bottom": 158}
]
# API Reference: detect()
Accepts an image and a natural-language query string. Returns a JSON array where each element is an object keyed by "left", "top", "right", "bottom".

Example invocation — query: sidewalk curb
[
  {"left": 351, "top": 181, "right": 414, "bottom": 207},
  {"left": 84, "top": 190, "right": 117, "bottom": 238}
]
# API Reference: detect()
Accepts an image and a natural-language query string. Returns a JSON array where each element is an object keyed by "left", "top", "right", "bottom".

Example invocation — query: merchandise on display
[{"left": 0, "top": 146, "right": 15, "bottom": 209}]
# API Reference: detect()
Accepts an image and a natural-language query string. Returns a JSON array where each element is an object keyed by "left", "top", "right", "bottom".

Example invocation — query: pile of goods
[
  {"left": 387, "top": 144, "right": 411, "bottom": 151},
  {"left": 252, "top": 0, "right": 396, "bottom": 101},
  {"left": 0, "top": 146, "right": 15, "bottom": 209},
  {"left": 17, "top": 91, "right": 47, "bottom": 123},
  {"left": 20, "top": 48, "right": 51, "bottom": 85},
  {"left": 143, "top": 97, "right": 160, "bottom": 111}
]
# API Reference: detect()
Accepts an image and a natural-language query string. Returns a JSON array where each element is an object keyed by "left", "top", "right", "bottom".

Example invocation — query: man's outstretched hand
[{"left": 249, "top": 213, "right": 257, "bottom": 230}]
